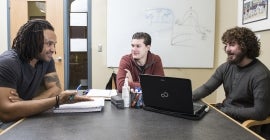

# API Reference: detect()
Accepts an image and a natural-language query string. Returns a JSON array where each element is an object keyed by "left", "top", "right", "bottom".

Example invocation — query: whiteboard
[{"left": 107, "top": 0, "right": 215, "bottom": 68}]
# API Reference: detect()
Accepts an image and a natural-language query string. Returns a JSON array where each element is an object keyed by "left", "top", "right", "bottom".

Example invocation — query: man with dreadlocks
[
  {"left": 192, "top": 27, "right": 270, "bottom": 139},
  {"left": 0, "top": 19, "right": 92, "bottom": 122}
]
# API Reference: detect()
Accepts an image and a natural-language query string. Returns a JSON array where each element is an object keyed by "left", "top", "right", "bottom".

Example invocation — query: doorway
[{"left": 64, "top": 0, "right": 92, "bottom": 89}]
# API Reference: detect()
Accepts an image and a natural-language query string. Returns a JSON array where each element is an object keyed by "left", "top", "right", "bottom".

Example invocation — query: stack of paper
[
  {"left": 53, "top": 97, "right": 104, "bottom": 113},
  {"left": 87, "top": 89, "right": 118, "bottom": 100}
]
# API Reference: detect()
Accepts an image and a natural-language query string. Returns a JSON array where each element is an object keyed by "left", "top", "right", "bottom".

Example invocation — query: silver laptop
[{"left": 139, "top": 74, "right": 208, "bottom": 120}]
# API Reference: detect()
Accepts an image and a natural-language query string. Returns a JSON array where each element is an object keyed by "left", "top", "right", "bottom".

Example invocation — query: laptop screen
[{"left": 140, "top": 74, "right": 194, "bottom": 114}]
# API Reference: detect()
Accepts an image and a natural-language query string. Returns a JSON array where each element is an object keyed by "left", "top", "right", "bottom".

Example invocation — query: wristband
[{"left": 55, "top": 95, "right": 60, "bottom": 108}]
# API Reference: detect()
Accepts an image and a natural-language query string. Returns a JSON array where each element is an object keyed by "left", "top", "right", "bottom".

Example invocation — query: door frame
[{"left": 63, "top": 0, "right": 92, "bottom": 89}]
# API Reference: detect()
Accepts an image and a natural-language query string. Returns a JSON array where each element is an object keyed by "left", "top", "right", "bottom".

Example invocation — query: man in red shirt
[{"left": 116, "top": 32, "right": 165, "bottom": 93}]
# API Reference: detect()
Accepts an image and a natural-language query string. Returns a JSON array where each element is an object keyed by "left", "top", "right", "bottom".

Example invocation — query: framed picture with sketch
[{"left": 238, "top": 0, "right": 269, "bottom": 32}]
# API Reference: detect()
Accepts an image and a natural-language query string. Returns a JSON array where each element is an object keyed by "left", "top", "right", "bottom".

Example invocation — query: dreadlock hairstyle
[
  {"left": 12, "top": 19, "right": 54, "bottom": 62},
  {"left": 221, "top": 26, "right": 261, "bottom": 59}
]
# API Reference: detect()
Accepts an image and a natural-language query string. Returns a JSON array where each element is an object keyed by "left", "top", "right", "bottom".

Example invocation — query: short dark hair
[
  {"left": 132, "top": 32, "right": 151, "bottom": 46},
  {"left": 12, "top": 19, "right": 54, "bottom": 62},
  {"left": 221, "top": 26, "right": 260, "bottom": 59}
]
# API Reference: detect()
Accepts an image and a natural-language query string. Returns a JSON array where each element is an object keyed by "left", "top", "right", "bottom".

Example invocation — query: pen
[
  {"left": 76, "top": 84, "right": 88, "bottom": 95},
  {"left": 76, "top": 84, "right": 82, "bottom": 92}
]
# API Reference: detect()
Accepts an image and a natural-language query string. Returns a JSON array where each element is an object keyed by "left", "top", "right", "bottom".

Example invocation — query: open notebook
[
  {"left": 53, "top": 97, "right": 104, "bottom": 113},
  {"left": 140, "top": 74, "right": 209, "bottom": 120}
]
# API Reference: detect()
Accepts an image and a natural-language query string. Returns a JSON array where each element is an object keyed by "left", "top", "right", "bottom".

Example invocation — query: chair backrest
[
  {"left": 105, "top": 72, "right": 117, "bottom": 89},
  {"left": 242, "top": 116, "right": 270, "bottom": 128},
  {"left": 209, "top": 103, "right": 268, "bottom": 139}
]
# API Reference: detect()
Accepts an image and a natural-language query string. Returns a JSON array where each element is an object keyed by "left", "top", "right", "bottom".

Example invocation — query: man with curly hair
[{"left": 192, "top": 27, "right": 270, "bottom": 138}]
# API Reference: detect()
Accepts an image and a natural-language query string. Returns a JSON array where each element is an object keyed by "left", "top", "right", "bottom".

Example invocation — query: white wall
[{"left": 0, "top": 0, "right": 8, "bottom": 53}]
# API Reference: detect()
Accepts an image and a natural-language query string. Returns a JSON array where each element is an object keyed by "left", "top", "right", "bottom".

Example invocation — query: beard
[
  {"left": 37, "top": 52, "right": 53, "bottom": 62},
  {"left": 227, "top": 51, "right": 246, "bottom": 65}
]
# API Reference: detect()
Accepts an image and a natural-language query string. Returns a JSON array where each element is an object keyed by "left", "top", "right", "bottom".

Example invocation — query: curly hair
[
  {"left": 132, "top": 32, "right": 151, "bottom": 46},
  {"left": 221, "top": 26, "right": 260, "bottom": 59},
  {"left": 12, "top": 19, "right": 54, "bottom": 62}
]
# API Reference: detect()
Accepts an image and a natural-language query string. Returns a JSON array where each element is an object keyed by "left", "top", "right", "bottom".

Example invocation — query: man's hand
[
  {"left": 124, "top": 69, "right": 133, "bottom": 82},
  {"left": 9, "top": 90, "right": 23, "bottom": 103},
  {"left": 58, "top": 90, "right": 93, "bottom": 105}
]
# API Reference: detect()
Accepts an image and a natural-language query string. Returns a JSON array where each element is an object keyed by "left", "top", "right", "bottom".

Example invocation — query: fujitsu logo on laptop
[{"left": 161, "top": 91, "right": 169, "bottom": 98}]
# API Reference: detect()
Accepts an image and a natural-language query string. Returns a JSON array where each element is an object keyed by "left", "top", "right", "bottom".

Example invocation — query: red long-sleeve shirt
[{"left": 116, "top": 51, "right": 165, "bottom": 93}]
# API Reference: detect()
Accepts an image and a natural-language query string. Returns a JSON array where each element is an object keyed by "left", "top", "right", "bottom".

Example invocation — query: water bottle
[{"left": 122, "top": 77, "right": 130, "bottom": 108}]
